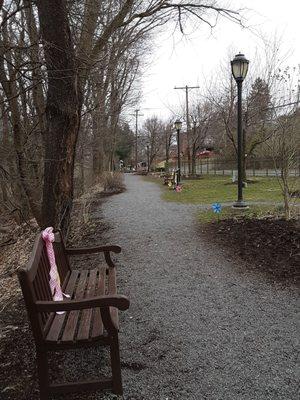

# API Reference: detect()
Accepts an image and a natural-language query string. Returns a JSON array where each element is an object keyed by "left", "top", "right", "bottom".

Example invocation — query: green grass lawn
[
  {"left": 150, "top": 175, "right": 300, "bottom": 205},
  {"left": 144, "top": 174, "right": 299, "bottom": 224},
  {"left": 158, "top": 176, "right": 300, "bottom": 204},
  {"left": 197, "top": 204, "right": 287, "bottom": 223}
]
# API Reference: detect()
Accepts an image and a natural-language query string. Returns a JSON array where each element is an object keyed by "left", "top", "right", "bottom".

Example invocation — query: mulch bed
[{"left": 204, "top": 217, "right": 300, "bottom": 287}]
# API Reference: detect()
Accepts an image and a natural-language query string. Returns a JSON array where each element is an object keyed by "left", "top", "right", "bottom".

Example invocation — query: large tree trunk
[
  {"left": 36, "top": 0, "right": 82, "bottom": 232},
  {"left": 0, "top": 105, "right": 9, "bottom": 206}
]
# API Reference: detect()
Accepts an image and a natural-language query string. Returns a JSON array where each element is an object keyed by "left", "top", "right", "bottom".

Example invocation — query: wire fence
[{"left": 168, "top": 157, "right": 300, "bottom": 178}]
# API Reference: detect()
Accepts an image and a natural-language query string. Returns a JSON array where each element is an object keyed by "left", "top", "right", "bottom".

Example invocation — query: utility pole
[
  {"left": 174, "top": 85, "right": 199, "bottom": 174},
  {"left": 130, "top": 109, "right": 143, "bottom": 170}
]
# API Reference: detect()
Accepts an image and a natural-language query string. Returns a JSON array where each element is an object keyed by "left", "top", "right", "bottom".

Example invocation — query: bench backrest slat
[
  {"left": 53, "top": 235, "right": 71, "bottom": 283},
  {"left": 18, "top": 231, "right": 71, "bottom": 344},
  {"left": 33, "top": 246, "right": 52, "bottom": 325}
]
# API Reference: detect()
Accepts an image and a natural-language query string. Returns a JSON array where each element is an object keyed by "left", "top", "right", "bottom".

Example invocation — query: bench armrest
[
  {"left": 35, "top": 294, "right": 129, "bottom": 312},
  {"left": 66, "top": 245, "right": 121, "bottom": 268},
  {"left": 65, "top": 245, "right": 121, "bottom": 255}
]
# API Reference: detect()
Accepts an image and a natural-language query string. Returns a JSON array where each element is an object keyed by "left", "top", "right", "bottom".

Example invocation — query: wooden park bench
[
  {"left": 163, "top": 170, "right": 176, "bottom": 186},
  {"left": 18, "top": 230, "right": 129, "bottom": 399}
]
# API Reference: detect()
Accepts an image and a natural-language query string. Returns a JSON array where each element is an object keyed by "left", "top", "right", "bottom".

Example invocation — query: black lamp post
[
  {"left": 146, "top": 144, "right": 150, "bottom": 172},
  {"left": 174, "top": 119, "right": 182, "bottom": 184},
  {"left": 231, "top": 53, "right": 249, "bottom": 208}
]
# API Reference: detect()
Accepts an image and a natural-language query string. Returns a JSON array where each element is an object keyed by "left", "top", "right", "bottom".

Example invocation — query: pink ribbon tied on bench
[{"left": 42, "top": 227, "right": 70, "bottom": 314}]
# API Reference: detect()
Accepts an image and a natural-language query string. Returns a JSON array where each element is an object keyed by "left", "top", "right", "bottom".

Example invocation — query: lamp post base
[{"left": 232, "top": 200, "right": 249, "bottom": 209}]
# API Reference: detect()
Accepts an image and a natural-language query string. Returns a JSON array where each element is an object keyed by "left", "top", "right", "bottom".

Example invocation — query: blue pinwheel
[{"left": 212, "top": 202, "right": 222, "bottom": 214}]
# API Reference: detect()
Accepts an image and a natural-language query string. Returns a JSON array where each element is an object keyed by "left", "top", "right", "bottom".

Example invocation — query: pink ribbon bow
[{"left": 42, "top": 227, "right": 69, "bottom": 313}]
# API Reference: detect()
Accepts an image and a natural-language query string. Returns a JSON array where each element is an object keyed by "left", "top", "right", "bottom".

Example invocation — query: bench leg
[
  {"left": 36, "top": 351, "right": 50, "bottom": 400},
  {"left": 110, "top": 335, "right": 123, "bottom": 395}
]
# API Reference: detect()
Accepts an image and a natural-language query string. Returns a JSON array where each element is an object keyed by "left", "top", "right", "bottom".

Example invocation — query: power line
[
  {"left": 174, "top": 85, "right": 200, "bottom": 129},
  {"left": 265, "top": 100, "right": 300, "bottom": 111}
]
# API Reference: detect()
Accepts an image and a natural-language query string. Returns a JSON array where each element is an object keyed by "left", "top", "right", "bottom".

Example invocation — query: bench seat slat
[
  {"left": 108, "top": 267, "right": 119, "bottom": 329},
  {"left": 45, "top": 270, "right": 79, "bottom": 342},
  {"left": 61, "top": 270, "right": 88, "bottom": 342},
  {"left": 77, "top": 269, "right": 98, "bottom": 341},
  {"left": 91, "top": 266, "right": 106, "bottom": 338},
  {"left": 45, "top": 267, "right": 119, "bottom": 344}
]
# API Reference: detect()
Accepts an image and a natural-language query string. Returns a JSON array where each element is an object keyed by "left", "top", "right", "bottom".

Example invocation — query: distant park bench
[
  {"left": 18, "top": 230, "right": 129, "bottom": 399},
  {"left": 163, "top": 170, "right": 177, "bottom": 186}
]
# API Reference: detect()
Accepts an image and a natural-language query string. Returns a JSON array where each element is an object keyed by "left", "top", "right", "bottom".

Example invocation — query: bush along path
[{"left": 100, "top": 174, "right": 298, "bottom": 400}]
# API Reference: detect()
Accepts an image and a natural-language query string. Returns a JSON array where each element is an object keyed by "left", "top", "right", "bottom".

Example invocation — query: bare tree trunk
[
  {"left": 0, "top": 101, "right": 8, "bottom": 204},
  {"left": 283, "top": 185, "right": 291, "bottom": 220},
  {"left": 36, "top": 0, "right": 82, "bottom": 232},
  {"left": 281, "top": 150, "right": 291, "bottom": 220},
  {"left": 92, "top": 115, "right": 101, "bottom": 176},
  {"left": 0, "top": 102, "right": 30, "bottom": 222},
  {"left": 191, "top": 142, "right": 197, "bottom": 176},
  {"left": 79, "top": 157, "right": 85, "bottom": 195},
  {"left": 0, "top": 22, "right": 41, "bottom": 223},
  {"left": 24, "top": 0, "right": 46, "bottom": 138},
  {"left": 92, "top": 110, "right": 106, "bottom": 178},
  {"left": 186, "top": 142, "right": 191, "bottom": 175}
]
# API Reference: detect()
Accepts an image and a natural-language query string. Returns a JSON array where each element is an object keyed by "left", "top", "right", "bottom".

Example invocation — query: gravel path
[{"left": 100, "top": 174, "right": 299, "bottom": 400}]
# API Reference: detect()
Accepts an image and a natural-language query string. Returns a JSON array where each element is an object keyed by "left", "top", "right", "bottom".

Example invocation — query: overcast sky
[{"left": 128, "top": 0, "right": 300, "bottom": 128}]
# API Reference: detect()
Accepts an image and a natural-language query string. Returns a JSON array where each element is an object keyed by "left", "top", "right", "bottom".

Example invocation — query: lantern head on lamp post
[
  {"left": 231, "top": 53, "right": 249, "bottom": 208},
  {"left": 174, "top": 119, "right": 182, "bottom": 131},
  {"left": 174, "top": 119, "right": 182, "bottom": 184},
  {"left": 231, "top": 53, "right": 249, "bottom": 82}
]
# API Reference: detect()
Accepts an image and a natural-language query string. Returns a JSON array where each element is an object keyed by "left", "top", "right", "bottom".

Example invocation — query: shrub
[{"left": 101, "top": 172, "right": 125, "bottom": 193}]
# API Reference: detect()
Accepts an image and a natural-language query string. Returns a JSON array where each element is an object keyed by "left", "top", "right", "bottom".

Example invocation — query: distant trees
[
  {"left": 142, "top": 116, "right": 165, "bottom": 170},
  {"left": 134, "top": 117, "right": 175, "bottom": 172},
  {"left": 269, "top": 108, "right": 300, "bottom": 219},
  {"left": 206, "top": 74, "right": 273, "bottom": 176},
  {"left": 0, "top": 0, "right": 240, "bottom": 231},
  {"left": 266, "top": 67, "right": 300, "bottom": 219},
  {"left": 186, "top": 54, "right": 299, "bottom": 219},
  {"left": 190, "top": 101, "right": 214, "bottom": 175},
  {"left": 115, "top": 123, "right": 135, "bottom": 166},
  {"left": 0, "top": 1, "right": 44, "bottom": 225},
  {"left": 242, "top": 77, "right": 273, "bottom": 177}
]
